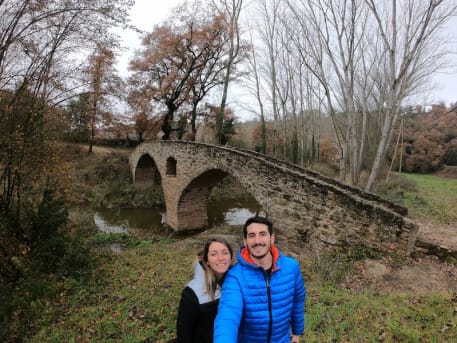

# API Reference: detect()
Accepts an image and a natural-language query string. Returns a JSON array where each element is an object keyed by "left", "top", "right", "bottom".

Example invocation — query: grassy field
[
  {"left": 400, "top": 173, "right": 457, "bottom": 224},
  {"left": 374, "top": 172, "right": 457, "bottom": 224},
  {"left": 3, "top": 149, "right": 457, "bottom": 342},
  {"left": 8, "top": 234, "right": 455, "bottom": 342}
]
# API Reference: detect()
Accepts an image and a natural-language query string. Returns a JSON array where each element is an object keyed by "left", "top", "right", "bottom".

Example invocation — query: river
[{"left": 94, "top": 197, "right": 263, "bottom": 237}]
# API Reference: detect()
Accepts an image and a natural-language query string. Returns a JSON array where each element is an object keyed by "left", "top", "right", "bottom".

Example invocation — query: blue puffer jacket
[{"left": 214, "top": 246, "right": 306, "bottom": 343}]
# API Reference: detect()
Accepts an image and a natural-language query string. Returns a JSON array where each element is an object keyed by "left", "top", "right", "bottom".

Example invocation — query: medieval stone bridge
[{"left": 129, "top": 141, "right": 418, "bottom": 255}]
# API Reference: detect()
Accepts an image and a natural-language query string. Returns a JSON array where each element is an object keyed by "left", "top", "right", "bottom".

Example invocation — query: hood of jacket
[{"left": 187, "top": 261, "right": 221, "bottom": 304}]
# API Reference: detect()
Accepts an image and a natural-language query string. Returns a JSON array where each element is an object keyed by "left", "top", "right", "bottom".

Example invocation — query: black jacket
[{"left": 176, "top": 262, "right": 221, "bottom": 343}]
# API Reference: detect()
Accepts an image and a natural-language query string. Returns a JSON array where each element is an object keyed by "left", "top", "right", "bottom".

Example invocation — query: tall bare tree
[
  {"left": 281, "top": 0, "right": 456, "bottom": 189},
  {"left": 246, "top": 0, "right": 301, "bottom": 158},
  {"left": 212, "top": 0, "right": 245, "bottom": 144},
  {"left": 364, "top": 0, "right": 457, "bottom": 191},
  {"left": 243, "top": 24, "right": 268, "bottom": 153},
  {"left": 248, "top": 0, "right": 325, "bottom": 163},
  {"left": 285, "top": 0, "right": 367, "bottom": 183}
]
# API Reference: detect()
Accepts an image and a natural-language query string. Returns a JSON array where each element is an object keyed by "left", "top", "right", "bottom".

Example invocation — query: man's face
[{"left": 244, "top": 222, "right": 275, "bottom": 259}]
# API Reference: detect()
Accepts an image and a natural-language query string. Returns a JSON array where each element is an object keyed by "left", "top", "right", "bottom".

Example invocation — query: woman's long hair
[{"left": 198, "top": 237, "right": 233, "bottom": 300}]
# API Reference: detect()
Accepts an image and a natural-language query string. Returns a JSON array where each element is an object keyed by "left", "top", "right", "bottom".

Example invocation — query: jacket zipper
[{"left": 264, "top": 270, "right": 273, "bottom": 343}]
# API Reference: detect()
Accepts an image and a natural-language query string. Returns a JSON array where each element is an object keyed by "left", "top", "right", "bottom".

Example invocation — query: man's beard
[{"left": 248, "top": 243, "right": 270, "bottom": 259}]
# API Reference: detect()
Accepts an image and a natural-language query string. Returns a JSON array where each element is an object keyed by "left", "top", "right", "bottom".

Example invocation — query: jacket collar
[{"left": 239, "top": 245, "right": 281, "bottom": 272}]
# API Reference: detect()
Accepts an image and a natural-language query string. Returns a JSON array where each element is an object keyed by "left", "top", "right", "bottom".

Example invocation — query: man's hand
[{"left": 291, "top": 334, "right": 300, "bottom": 343}]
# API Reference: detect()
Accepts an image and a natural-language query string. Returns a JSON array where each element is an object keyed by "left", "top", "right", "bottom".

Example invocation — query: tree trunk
[
  {"left": 162, "top": 104, "right": 176, "bottom": 140},
  {"left": 365, "top": 111, "right": 394, "bottom": 191}
]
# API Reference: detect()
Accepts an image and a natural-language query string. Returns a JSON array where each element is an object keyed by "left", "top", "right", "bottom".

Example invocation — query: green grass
[
  {"left": 306, "top": 284, "right": 455, "bottom": 342},
  {"left": 19, "top": 239, "right": 194, "bottom": 343},
  {"left": 4, "top": 236, "right": 454, "bottom": 342},
  {"left": 400, "top": 173, "right": 457, "bottom": 223},
  {"left": 375, "top": 173, "right": 457, "bottom": 224}
]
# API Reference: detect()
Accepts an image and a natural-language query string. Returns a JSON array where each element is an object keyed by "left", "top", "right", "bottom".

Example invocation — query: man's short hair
[{"left": 243, "top": 216, "right": 273, "bottom": 238}]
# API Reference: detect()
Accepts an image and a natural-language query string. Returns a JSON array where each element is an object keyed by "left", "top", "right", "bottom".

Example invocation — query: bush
[
  {"left": 93, "top": 153, "right": 131, "bottom": 183},
  {"left": 373, "top": 174, "right": 417, "bottom": 204},
  {"left": 309, "top": 161, "right": 339, "bottom": 179},
  {"left": 444, "top": 138, "right": 457, "bottom": 165},
  {"left": 0, "top": 191, "right": 97, "bottom": 342},
  {"left": 310, "top": 245, "right": 382, "bottom": 284}
]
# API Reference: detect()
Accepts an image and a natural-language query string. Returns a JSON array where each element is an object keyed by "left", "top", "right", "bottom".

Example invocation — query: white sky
[
  {"left": 117, "top": 0, "right": 457, "bottom": 120},
  {"left": 116, "top": 0, "right": 184, "bottom": 76}
]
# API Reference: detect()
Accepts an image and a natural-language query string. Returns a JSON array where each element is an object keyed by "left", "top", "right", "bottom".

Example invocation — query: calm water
[{"left": 94, "top": 198, "right": 263, "bottom": 236}]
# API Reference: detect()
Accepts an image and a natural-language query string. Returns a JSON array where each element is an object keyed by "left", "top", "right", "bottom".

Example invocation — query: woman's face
[{"left": 206, "top": 242, "right": 232, "bottom": 278}]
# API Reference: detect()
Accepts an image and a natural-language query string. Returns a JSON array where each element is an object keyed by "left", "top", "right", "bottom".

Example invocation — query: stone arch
[
  {"left": 166, "top": 157, "right": 177, "bottom": 176},
  {"left": 135, "top": 154, "right": 161, "bottom": 184},
  {"left": 172, "top": 166, "right": 264, "bottom": 231},
  {"left": 173, "top": 168, "right": 229, "bottom": 230}
]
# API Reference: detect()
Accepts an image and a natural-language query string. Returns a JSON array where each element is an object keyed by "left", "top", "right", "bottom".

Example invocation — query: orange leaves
[
  {"left": 128, "top": 6, "right": 234, "bottom": 139},
  {"left": 400, "top": 107, "right": 457, "bottom": 172}
]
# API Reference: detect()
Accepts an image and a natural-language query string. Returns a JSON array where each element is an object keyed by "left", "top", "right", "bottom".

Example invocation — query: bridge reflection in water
[{"left": 94, "top": 197, "right": 262, "bottom": 237}]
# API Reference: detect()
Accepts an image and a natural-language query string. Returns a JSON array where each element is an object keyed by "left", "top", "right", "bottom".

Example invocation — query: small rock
[{"left": 364, "top": 259, "right": 389, "bottom": 278}]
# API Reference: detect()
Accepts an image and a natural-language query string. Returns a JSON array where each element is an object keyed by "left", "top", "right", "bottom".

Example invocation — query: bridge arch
[
  {"left": 173, "top": 168, "right": 230, "bottom": 229},
  {"left": 130, "top": 141, "right": 418, "bottom": 255},
  {"left": 135, "top": 153, "right": 161, "bottom": 184}
]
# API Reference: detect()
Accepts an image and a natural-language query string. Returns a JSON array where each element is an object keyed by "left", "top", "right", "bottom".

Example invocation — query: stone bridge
[{"left": 129, "top": 141, "right": 418, "bottom": 255}]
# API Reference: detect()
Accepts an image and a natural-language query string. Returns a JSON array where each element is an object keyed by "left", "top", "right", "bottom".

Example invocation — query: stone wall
[{"left": 130, "top": 141, "right": 418, "bottom": 256}]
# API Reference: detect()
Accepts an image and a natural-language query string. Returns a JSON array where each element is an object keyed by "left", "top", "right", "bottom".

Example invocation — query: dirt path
[
  {"left": 341, "top": 220, "right": 457, "bottom": 294},
  {"left": 342, "top": 254, "right": 457, "bottom": 293},
  {"left": 76, "top": 143, "right": 131, "bottom": 155}
]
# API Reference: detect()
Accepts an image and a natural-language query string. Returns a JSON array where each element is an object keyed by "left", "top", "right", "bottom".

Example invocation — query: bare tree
[
  {"left": 281, "top": 0, "right": 456, "bottom": 189},
  {"left": 364, "top": 0, "right": 457, "bottom": 191},
  {"left": 242, "top": 24, "right": 268, "bottom": 153},
  {"left": 285, "top": 0, "right": 368, "bottom": 183},
  {"left": 247, "top": 0, "right": 326, "bottom": 163},
  {"left": 247, "top": 0, "right": 297, "bottom": 158},
  {"left": 212, "top": 0, "right": 244, "bottom": 144}
]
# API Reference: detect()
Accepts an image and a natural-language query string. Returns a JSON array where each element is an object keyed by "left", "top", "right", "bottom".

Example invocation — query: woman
[{"left": 176, "top": 237, "right": 233, "bottom": 343}]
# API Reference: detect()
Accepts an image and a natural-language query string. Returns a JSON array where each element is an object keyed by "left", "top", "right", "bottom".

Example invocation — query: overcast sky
[
  {"left": 116, "top": 0, "right": 183, "bottom": 76},
  {"left": 117, "top": 0, "right": 457, "bottom": 119}
]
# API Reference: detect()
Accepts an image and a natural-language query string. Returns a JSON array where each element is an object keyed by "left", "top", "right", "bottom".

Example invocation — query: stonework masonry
[{"left": 130, "top": 141, "right": 419, "bottom": 256}]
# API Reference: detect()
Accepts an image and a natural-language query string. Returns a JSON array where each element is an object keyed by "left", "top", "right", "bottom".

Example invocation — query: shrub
[
  {"left": 310, "top": 245, "right": 383, "bottom": 284},
  {"left": 373, "top": 174, "right": 417, "bottom": 204},
  {"left": 0, "top": 190, "right": 96, "bottom": 342}
]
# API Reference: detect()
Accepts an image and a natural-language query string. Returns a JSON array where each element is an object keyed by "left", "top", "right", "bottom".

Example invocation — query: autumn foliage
[
  {"left": 391, "top": 105, "right": 457, "bottom": 173},
  {"left": 0, "top": 0, "right": 133, "bottom": 300},
  {"left": 128, "top": 5, "right": 231, "bottom": 140}
]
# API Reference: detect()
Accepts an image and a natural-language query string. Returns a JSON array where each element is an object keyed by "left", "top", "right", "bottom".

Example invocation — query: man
[{"left": 214, "top": 216, "right": 306, "bottom": 343}]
